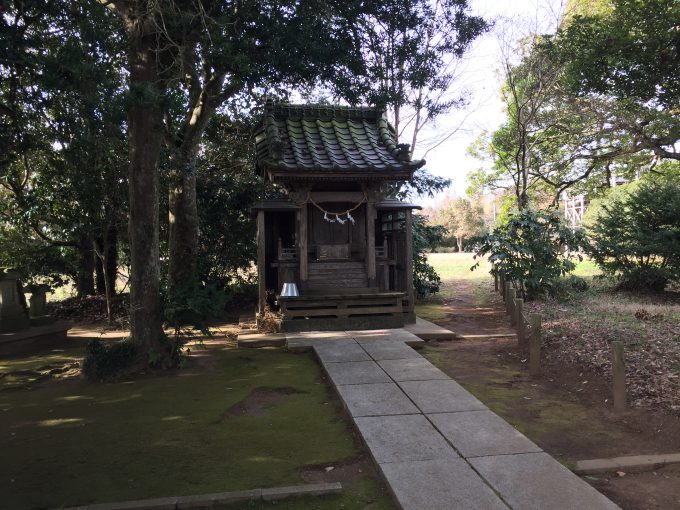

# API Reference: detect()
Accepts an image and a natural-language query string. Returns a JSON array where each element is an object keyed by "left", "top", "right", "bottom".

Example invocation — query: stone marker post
[
  {"left": 611, "top": 341, "right": 626, "bottom": 412},
  {"left": 529, "top": 313, "right": 541, "bottom": 377},
  {"left": 515, "top": 298, "right": 525, "bottom": 347},
  {"left": 0, "top": 271, "right": 31, "bottom": 333},
  {"left": 28, "top": 285, "right": 54, "bottom": 326}
]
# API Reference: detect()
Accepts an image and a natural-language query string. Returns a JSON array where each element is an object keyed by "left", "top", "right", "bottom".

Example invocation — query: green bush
[
  {"left": 549, "top": 275, "right": 590, "bottom": 301},
  {"left": 565, "top": 274, "right": 589, "bottom": 292},
  {"left": 474, "top": 209, "right": 586, "bottom": 299},
  {"left": 413, "top": 215, "right": 446, "bottom": 297},
  {"left": 587, "top": 169, "right": 680, "bottom": 292},
  {"left": 162, "top": 283, "right": 227, "bottom": 340},
  {"left": 82, "top": 339, "right": 137, "bottom": 381}
]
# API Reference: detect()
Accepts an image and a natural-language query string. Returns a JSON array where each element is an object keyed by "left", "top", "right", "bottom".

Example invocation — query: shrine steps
[
  {"left": 307, "top": 261, "right": 368, "bottom": 291},
  {"left": 278, "top": 291, "right": 406, "bottom": 332}
]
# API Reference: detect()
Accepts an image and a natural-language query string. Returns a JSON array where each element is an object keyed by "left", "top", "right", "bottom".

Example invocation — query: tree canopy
[
  {"left": 469, "top": 0, "right": 680, "bottom": 211},
  {"left": 1, "top": 0, "right": 488, "bottom": 369}
]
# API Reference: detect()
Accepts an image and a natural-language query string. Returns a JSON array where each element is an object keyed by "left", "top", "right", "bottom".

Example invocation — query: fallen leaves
[
  {"left": 48, "top": 294, "right": 129, "bottom": 326},
  {"left": 527, "top": 292, "right": 680, "bottom": 414}
]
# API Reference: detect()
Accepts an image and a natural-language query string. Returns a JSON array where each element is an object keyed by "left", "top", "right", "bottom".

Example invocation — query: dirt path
[
  {"left": 422, "top": 277, "right": 680, "bottom": 510},
  {"left": 430, "top": 278, "right": 516, "bottom": 336}
]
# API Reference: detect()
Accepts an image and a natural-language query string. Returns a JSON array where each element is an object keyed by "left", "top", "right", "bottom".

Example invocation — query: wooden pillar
[
  {"left": 529, "top": 314, "right": 541, "bottom": 377},
  {"left": 383, "top": 236, "right": 390, "bottom": 291},
  {"left": 298, "top": 204, "right": 308, "bottom": 286},
  {"left": 256, "top": 210, "right": 266, "bottom": 316},
  {"left": 366, "top": 201, "right": 376, "bottom": 286},
  {"left": 405, "top": 209, "right": 415, "bottom": 310},
  {"left": 515, "top": 298, "right": 525, "bottom": 347},
  {"left": 612, "top": 341, "right": 626, "bottom": 412},
  {"left": 507, "top": 288, "right": 516, "bottom": 322}
]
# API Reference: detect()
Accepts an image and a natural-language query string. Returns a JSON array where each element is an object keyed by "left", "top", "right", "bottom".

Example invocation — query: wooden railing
[
  {"left": 375, "top": 236, "right": 388, "bottom": 259},
  {"left": 278, "top": 238, "right": 297, "bottom": 260},
  {"left": 493, "top": 267, "right": 627, "bottom": 411}
]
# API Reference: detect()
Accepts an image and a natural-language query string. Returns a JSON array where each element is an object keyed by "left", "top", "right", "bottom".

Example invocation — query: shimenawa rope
[{"left": 306, "top": 192, "right": 367, "bottom": 225}]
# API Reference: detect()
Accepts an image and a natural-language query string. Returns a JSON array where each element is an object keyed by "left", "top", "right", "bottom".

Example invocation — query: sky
[{"left": 415, "top": 0, "right": 566, "bottom": 207}]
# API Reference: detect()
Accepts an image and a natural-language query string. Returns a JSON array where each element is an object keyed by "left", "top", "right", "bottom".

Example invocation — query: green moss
[
  {"left": 414, "top": 303, "right": 447, "bottom": 321},
  {"left": 0, "top": 343, "right": 85, "bottom": 375},
  {"left": 0, "top": 346, "right": 393, "bottom": 510}
]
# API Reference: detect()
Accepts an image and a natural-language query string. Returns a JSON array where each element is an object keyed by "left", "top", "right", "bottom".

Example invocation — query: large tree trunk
[
  {"left": 167, "top": 76, "right": 224, "bottom": 290},
  {"left": 126, "top": 26, "right": 164, "bottom": 359},
  {"left": 168, "top": 159, "right": 199, "bottom": 290},
  {"left": 76, "top": 234, "right": 95, "bottom": 297}
]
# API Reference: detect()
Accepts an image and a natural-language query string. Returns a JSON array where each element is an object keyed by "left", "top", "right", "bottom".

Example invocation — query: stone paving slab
[
  {"left": 428, "top": 410, "right": 542, "bottom": 458},
  {"left": 289, "top": 331, "right": 355, "bottom": 340},
  {"left": 379, "top": 458, "right": 508, "bottom": 510},
  {"left": 359, "top": 339, "right": 422, "bottom": 361},
  {"left": 575, "top": 452, "right": 680, "bottom": 474},
  {"left": 237, "top": 332, "right": 286, "bottom": 348},
  {"left": 459, "top": 333, "right": 516, "bottom": 340},
  {"left": 378, "top": 358, "right": 450, "bottom": 382},
  {"left": 398, "top": 379, "right": 487, "bottom": 414},
  {"left": 471, "top": 452, "right": 620, "bottom": 510},
  {"left": 64, "top": 484, "right": 343, "bottom": 510},
  {"left": 350, "top": 329, "right": 424, "bottom": 345},
  {"left": 261, "top": 482, "right": 342, "bottom": 501},
  {"left": 314, "top": 340, "right": 370, "bottom": 363},
  {"left": 355, "top": 414, "right": 458, "bottom": 464},
  {"left": 336, "top": 383, "right": 419, "bottom": 417},
  {"left": 311, "top": 327, "right": 617, "bottom": 510},
  {"left": 405, "top": 317, "right": 459, "bottom": 341},
  {"left": 286, "top": 331, "right": 355, "bottom": 350},
  {"left": 323, "top": 361, "right": 391, "bottom": 386}
]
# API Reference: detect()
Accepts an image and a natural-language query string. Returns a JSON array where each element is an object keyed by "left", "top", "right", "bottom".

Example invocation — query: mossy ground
[{"left": 0, "top": 340, "right": 394, "bottom": 510}]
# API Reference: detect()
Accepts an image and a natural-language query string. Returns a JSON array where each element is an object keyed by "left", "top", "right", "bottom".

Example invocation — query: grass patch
[
  {"left": 0, "top": 343, "right": 394, "bottom": 509},
  {"left": 414, "top": 302, "right": 448, "bottom": 322},
  {"left": 426, "top": 252, "right": 490, "bottom": 281},
  {"left": 571, "top": 258, "right": 602, "bottom": 278},
  {"left": 427, "top": 252, "right": 602, "bottom": 283}
]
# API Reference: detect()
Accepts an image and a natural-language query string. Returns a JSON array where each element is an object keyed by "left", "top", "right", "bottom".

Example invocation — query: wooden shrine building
[{"left": 253, "top": 101, "right": 424, "bottom": 331}]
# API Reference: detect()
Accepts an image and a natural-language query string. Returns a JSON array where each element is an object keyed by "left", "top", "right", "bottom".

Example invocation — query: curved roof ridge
[
  {"left": 264, "top": 99, "right": 382, "bottom": 120},
  {"left": 256, "top": 101, "right": 426, "bottom": 182}
]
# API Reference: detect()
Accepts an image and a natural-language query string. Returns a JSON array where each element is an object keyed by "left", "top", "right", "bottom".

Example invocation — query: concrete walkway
[{"left": 287, "top": 329, "right": 619, "bottom": 510}]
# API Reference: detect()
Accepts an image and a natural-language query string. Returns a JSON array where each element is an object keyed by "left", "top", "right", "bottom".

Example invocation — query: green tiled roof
[{"left": 255, "top": 101, "right": 425, "bottom": 178}]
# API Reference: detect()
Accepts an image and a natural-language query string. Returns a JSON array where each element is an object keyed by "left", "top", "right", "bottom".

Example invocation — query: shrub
[
  {"left": 413, "top": 214, "right": 446, "bottom": 297},
  {"left": 162, "top": 283, "right": 227, "bottom": 364},
  {"left": 474, "top": 209, "right": 586, "bottom": 299},
  {"left": 549, "top": 275, "right": 590, "bottom": 301},
  {"left": 587, "top": 169, "right": 680, "bottom": 292},
  {"left": 82, "top": 339, "right": 137, "bottom": 381},
  {"left": 566, "top": 275, "right": 589, "bottom": 292}
]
